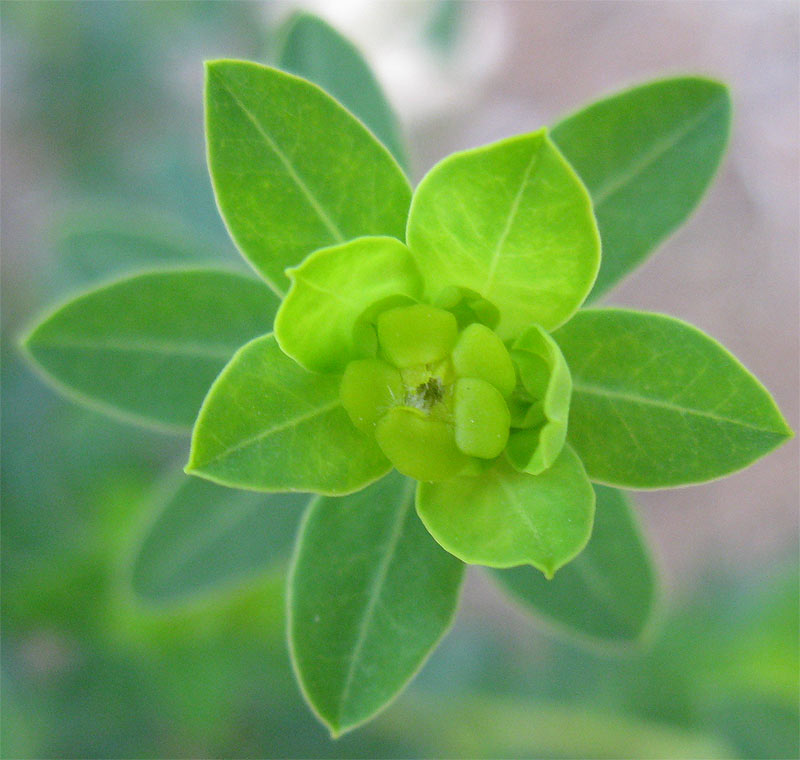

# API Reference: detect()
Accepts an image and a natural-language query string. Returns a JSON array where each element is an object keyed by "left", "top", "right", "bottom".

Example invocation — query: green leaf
[
  {"left": 205, "top": 60, "right": 411, "bottom": 294},
  {"left": 507, "top": 323, "right": 572, "bottom": 475},
  {"left": 275, "top": 236, "right": 423, "bottom": 373},
  {"left": 52, "top": 205, "right": 222, "bottom": 288},
  {"left": 490, "top": 484, "right": 657, "bottom": 644},
  {"left": 22, "top": 269, "right": 278, "bottom": 431},
  {"left": 551, "top": 77, "right": 731, "bottom": 300},
  {"left": 187, "top": 333, "right": 390, "bottom": 495},
  {"left": 288, "top": 471, "right": 463, "bottom": 736},
  {"left": 416, "top": 446, "right": 595, "bottom": 577},
  {"left": 555, "top": 309, "right": 793, "bottom": 488},
  {"left": 130, "top": 475, "right": 308, "bottom": 605},
  {"left": 277, "top": 12, "right": 409, "bottom": 170},
  {"left": 406, "top": 129, "right": 600, "bottom": 340}
]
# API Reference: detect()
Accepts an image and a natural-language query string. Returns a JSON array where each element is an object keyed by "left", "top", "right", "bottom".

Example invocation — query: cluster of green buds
[
  {"left": 339, "top": 296, "right": 569, "bottom": 483},
  {"left": 341, "top": 303, "right": 513, "bottom": 480}
]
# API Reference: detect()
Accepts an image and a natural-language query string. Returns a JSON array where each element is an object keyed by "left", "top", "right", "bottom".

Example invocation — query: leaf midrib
[
  {"left": 212, "top": 67, "right": 346, "bottom": 244},
  {"left": 572, "top": 381, "right": 785, "bottom": 436},
  {"left": 336, "top": 479, "right": 414, "bottom": 723},
  {"left": 197, "top": 398, "right": 342, "bottom": 468},
  {"left": 31, "top": 336, "right": 237, "bottom": 361},
  {"left": 590, "top": 95, "right": 727, "bottom": 208},
  {"left": 492, "top": 471, "right": 545, "bottom": 551},
  {"left": 484, "top": 145, "right": 541, "bottom": 294}
]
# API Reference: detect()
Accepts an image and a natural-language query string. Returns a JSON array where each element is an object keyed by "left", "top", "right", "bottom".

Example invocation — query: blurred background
[{"left": 1, "top": 2, "right": 797, "bottom": 757}]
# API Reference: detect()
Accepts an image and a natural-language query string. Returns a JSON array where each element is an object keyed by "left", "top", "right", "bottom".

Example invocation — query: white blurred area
[
  {"left": 268, "top": 0, "right": 510, "bottom": 127},
  {"left": 273, "top": 0, "right": 798, "bottom": 597}
]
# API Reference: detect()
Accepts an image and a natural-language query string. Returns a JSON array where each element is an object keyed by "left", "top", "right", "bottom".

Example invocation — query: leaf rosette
[
  {"left": 188, "top": 101, "right": 603, "bottom": 573},
  {"left": 20, "top": 42, "right": 794, "bottom": 739}
]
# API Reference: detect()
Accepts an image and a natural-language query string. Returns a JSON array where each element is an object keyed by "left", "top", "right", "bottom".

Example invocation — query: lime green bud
[
  {"left": 451, "top": 323, "right": 516, "bottom": 398},
  {"left": 453, "top": 378, "right": 510, "bottom": 458},
  {"left": 375, "top": 406, "right": 469, "bottom": 481},
  {"left": 377, "top": 304, "right": 458, "bottom": 368},
  {"left": 340, "top": 359, "right": 404, "bottom": 433}
]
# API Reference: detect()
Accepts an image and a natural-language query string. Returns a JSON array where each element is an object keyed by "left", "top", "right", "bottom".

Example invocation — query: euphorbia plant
[{"left": 22, "top": 14, "right": 792, "bottom": 737}]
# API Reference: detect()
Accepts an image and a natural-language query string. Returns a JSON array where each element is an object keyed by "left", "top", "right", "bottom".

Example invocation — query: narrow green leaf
[
  {"left": 555, "top": 309, "right": 793, "bottom": 488},
  {"left": 22, "top": 269, "right": 278, "bottom": 431},
  {"left": 551, "top": 77, "right": 731, "bottom": 300},
  {"left": 275, "top": 236, "right": 423, "bottom": 373},
  {"left": 277, "top": 12, "right": 409, "bottom": 170},
  {"left": 187, "top": 333, "right": 390, "bottom": 495},
  {"left": 490, "top": 484, "right": 657, "bottom": 644},
  {"left": 288, "top": 471, "right": 464, "bottom": 736},
  {"left": 416, "top": 447, "right": 595, "bottom": 577},
  {"left": 205, "top": 60, "right": 411, "bottom": 294},
  {"left": 406, "top": 130, "right": 600, "bottom": 340},
  {"left": 130, "top": 475, "right": 308, "bottom": 605}
]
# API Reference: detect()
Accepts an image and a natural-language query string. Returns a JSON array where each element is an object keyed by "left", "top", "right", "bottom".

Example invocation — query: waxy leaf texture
[
  {"left": 552, "top": 77, "right": 731, "bottom": 300},
  {"left": 289, "top": 472, "right": 463, "bottom": 736},
  {"left": 187, "top": 334, "right": 390, "bottom": 494},
  {"left": 24, "top": 269, "right": 277, "bottom": 431},
  {"left": 555, "top": 309, "right": 792, "bottom": 487},
  {"left": 205, "top": 60, "right": 411, "bottom": 295}
]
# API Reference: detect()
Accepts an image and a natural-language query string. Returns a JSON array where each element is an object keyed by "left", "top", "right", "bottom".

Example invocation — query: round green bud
[
  {"left": 351, "top": 294, "right": 418, "bottom": 358},
  {"left": 451, "top": 323, "right": 516, "bottom": 397},
  {"left": 376, "top": 304, "right": 458, "bottom": 368},
  {"left": 375, "top": 406, "right": 469, "bottom": 481},
  {"left": 340, "top": 359, "right": 404, "bottom": 433},
  {"left": 453, "top": 378, "right": 510, "bottom": 459}
]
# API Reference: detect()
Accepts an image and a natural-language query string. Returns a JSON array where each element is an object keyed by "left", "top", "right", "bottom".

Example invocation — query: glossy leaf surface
[
  {"left": 289, "top": 472, "right": 463, "bottom": 736},
  {"left": 277, "top": 12, "right": 409, "bottom": 169},
  {"left": 555, "top": 309, "right": 792, "bottom": 488},
  {"left": 407, "top": 130, "right": 600, "bottom": 340},
  {"left": 552, "top": 77, "right": 731, "bottom": 300},
  {"left": 23, "top": 269, "right": 277, "bottom": 431},
  {"left": 491, "top": 484, "right": 657, "bottom": 644},
  {"left": 187, "top": 334, "right": 390, "bottom": 494},
  {"left": 416, "top": 447, "right": 595, "bottom": 577},
  {"left": 205, "top": 60, "right": 411, "bottom": 294},
  {"left": 275, "top": 237, "right": 423, "bottom": 373},
  {"left": 131, "top": 476, "right": 308, "bottom": 604}
]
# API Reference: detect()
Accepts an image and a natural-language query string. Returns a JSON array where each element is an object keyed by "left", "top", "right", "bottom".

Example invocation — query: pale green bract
[
  {"left": 289, "top": 472, "right": 463, "bottom": 736},
  {"left": 205, "top": 60, "right": 411, "bottom": 295},
  {"left": 275, "top": 236, "right": 423, "bottom": 373},
  {"left": 507, "top": 323, "right": 572, "bottom": 475},
  {"left": 23, "top": 269, "right": 278, "bottom": 431},
  {"left": 416, "top": 448, "right": 595, "bottom": 577},
  {"left": 407, "top": 129, "right": 600, "bottom": 340},
  {"left": 555, "top": 309, "right": 793, "bottom": 488},
  {"left": 187, "top": 334, "right": 391, "bottom": 495}
]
